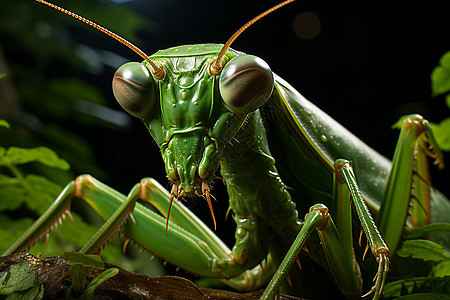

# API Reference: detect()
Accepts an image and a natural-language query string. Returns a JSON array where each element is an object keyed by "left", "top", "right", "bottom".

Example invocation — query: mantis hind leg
[
  {"left": 377, "top": 114, "right": 446, "bottom": 255},
  {"left": 262, "top": 159, "right": 389, "bottom": 300},
  {"left": 261, "top": 202, "right": 365, "bottom": 300}
]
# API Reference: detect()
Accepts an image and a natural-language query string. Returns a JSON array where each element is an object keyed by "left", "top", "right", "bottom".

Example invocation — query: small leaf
[
  {"left": 0, "top": 184, "right": 26, "bottom": 211},
  {"left": 397, "top": 240, "right": 450, "bottom": 262},
  {"left": 440, "top": 51, "right": 450, "bottom": 68},
  {"left": 395, "top": 293, "right": 450, "bottom": 300},
  {"left": 70, "top": 264, "right": 87, "bottom": 296},
  {"left": 62, "top": 252, "right": 109, "bottom": 299},
  {"left": 5, "top": 147, "right": 69, "bottom": 170},
  {"left": 62, "top": 252, "right": 105, "bottom": 269},
  {"left": 430, "top": 118, "right": 450, "bottom": 151},
  {"left": 431, "top": 51, "right": 450, "bottom": 97},
  {"left": 78, "top": 268, "right": 119, "bottom": 300},
  {"left": 0, "top": 216, "right": 34, "bottom": 255},
  {"left": 0, "top": 261, "right": 39, "bottom": 295},
  {"left": 0, "top": 120, "right": 10, "bottom": 128},
  {"left": 9, "top": 285, "right": 44, "bottom": 300},
  {"left": 384, "top": 276, "right": 450, "bottom": 297},
  {"left": 406, "top": 223, "right": 450, "bottom": 239},
  {"left": 24, "top": 174, "right": 62, "bottom": 213},
  {"left": 0, "top": 74, "right": 5, "bottom": 80},
  {"left": 0, "top": 272, "right": 10, "bottom": 292},
  {"left": 431, "top": 261, "right": 450, "bottom": 277},
  {"left": 392, "top": 116, "right": 409, "bottom": 130}
]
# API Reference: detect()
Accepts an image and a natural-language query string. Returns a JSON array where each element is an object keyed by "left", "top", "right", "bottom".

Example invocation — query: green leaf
[
  {"left": 430, "top": 118, "right": 450, "bottom": 151},
  {"left": 0, "top": 173, "right": 62, "bottom": 214},
  {"left": 431, "top": 261, "right": 450, "bottom": 277},
  {"left": 392, "top": 116, "right": 409, "bottom": 130},
  {"left": 395, "top": 293, "right": 450, "bottom": 300},
  {"left": 0, "top": 216, "right": 34, "bottom": 255},
  {"left": 6, "top": 285, "right": 44, "bottom": 300},
  {"left": 62, "top": 252, "right": 111, "bottom": 299},
  {"left": 62, "top": 252, "right": 105, "bottom": 269},
  {"left": 441, "top": 50, "right": 450, "bottom": 68},
  {"left": 0, "top": 173, "right": 12, "bottom": 184},
  {"left": 431, "top": 51, "right": 450, "bottom": 97},
  {"left": 0, "top": 183, "right": 26, "bottom": 211},
  {"left": 0, "top": 120, "right": 10, "bottom": 128},
  {"left": 397, "top": 240, "right": 450, "bottom": 262},
  {"left": 0, "top": 261, "right": 41, "bottom": 296},
  {"left": 0, "top": 272, "right": 10, "bottom": 293},
  {"left": 78, "top": 268, "right": 119, "bottom": 300},
  {"left": 4, "top": 147, "right": 69, "bottom": 170},
  {"left": 24, "top": 174, "right": 63, "bottom": 213},
  {"left": 384, "top": 276, "right": 450, "bottom": 297},
  {"left": 406, "top": 223, "right": 450, "bottom": 239},
  {"left": 69, "top": 264, "right": 87, "bottom": 296}
]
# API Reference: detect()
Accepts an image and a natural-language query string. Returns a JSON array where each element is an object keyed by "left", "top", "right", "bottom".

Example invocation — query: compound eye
[
  {"left": 219, "top": 55, "right": 274, "bottom": 115},
  {"left": 112, "top": 62, "right": 156, "bottom": 118}
]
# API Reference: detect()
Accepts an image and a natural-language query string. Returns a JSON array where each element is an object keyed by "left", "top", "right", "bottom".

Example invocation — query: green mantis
[{"left": 2, "top": 0, "right": 450, "bottom": 299}]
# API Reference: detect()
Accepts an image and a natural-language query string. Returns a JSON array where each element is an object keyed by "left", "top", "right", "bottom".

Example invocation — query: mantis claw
[{"left": 362, "top": 249, "right": 389, "bottom": 299}]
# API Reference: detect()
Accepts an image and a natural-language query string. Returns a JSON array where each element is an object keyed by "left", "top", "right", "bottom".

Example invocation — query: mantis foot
[{"left": 362, "top": 249, "right": 389, "bottom": 300}]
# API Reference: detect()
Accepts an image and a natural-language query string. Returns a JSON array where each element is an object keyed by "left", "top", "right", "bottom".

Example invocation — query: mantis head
[
  {"left": 112, "top": 46, "right": 274, "bottom": 229},
  {"left": 34, "top": 0, "right": 295, "bottom": 229}
]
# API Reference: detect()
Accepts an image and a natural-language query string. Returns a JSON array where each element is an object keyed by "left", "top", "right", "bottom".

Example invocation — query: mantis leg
[
  {"left": 261, "top": 159, "right": 389, "bottom": 300},
  {"left": 3, "top": 175, "right": 274, "bottom": 291},
  {"left": 377, "top": 114, "right": 445, "bottom": 255},
  {"left": 334, "top": 160, "right": 388, "bottom": 299},
  {"left": 137, "top": 177, "right": 276, "bottom": 290}
]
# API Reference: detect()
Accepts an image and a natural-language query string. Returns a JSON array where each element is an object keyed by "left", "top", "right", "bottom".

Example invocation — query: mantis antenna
[
  {"left": 211, "top": 0, "right": 297, "bottom": 74},
  {"left": 34, "top": 0, "right": 165, "bottom": 80}
]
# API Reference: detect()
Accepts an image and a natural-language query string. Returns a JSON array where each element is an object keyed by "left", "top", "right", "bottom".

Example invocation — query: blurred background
[{"left": 0, "top": 0, "right": 449, "bottom": 281}]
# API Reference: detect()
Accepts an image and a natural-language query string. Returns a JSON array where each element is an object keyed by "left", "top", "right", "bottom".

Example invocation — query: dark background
[{"left": 1, "top": 0, "right": 449, "bottom": 259}]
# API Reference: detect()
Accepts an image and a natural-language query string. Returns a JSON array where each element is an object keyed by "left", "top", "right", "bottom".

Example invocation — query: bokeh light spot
[{"left": 293, "top": 11, "right": 321, "bottom": 40}]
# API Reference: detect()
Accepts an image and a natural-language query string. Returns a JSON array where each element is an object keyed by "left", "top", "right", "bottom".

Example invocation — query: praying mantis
[{"left": 1, "top": 0, "right": 450, "bottom": 299}]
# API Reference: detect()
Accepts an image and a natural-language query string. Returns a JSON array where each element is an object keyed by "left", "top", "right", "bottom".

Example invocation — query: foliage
[
  {"left": 0, "top": 0, "right": 139, "bottom": 180},
  {"left": 0, "top": 0, "right": 164, "bottom": 278},
  {"left": 0, "top": 122, "right": 113, "bottom": 260},
  {"left": 383, "top": 239, "right": 450, "bottom": 299},
  {"left": 0, "top": 261, "right": 44, "bottom": 300},
  {"left": 330, "top": 50, "right": 450, "bottom": 298},
  {"left": 397, "top": 240, "right": 450, "bottom": 264},
  {"left": 0, "top": 121, "right": 72, "bottom": 252},
  {"left": 430, "top": 51, "right": 450, "bottom": 151},
  {"left": 384, "top": 277, "right": 450, "bottom": 300},
  {"left": 0, "top": 120, "right": 164, "bottom": 277},
  {"left": 392, "top": 50, "right": 450, "bottom": 151},
  {"left": 0, "top": 253, "right": 119, "bottom": 300},
  {"left": 62, "top": 251, "right": 119, "bottom": 299},
  {"left": 0, "top": 121, "right": 9, "bottom": 129}
]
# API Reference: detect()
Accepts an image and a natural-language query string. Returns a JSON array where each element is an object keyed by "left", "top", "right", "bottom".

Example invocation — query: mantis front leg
[{"left": 3, "top": 174, "right": 276, "bottom": 291}]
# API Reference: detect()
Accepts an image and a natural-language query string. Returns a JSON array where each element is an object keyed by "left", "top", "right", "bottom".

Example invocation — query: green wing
[{"left": 262, "top": 74, "right": 392, "bottom": 213}]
